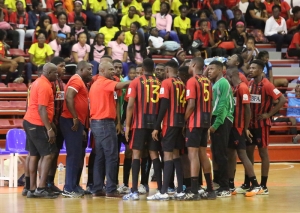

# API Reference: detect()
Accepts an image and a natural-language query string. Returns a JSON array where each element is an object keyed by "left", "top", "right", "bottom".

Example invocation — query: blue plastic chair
[{"left": 86, "top": 130, "right": 92, "bottom": 154}]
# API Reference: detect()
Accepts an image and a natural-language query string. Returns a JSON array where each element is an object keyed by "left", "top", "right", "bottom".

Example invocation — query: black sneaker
[
  {"left": 22, "top": 187, "right": 28, "bottom": 196},
  {"left": 76, "top": 185, "right": 89, "bottom": 195},
  {"left": 86, "top": 184, "right": 93, "bottom": 194},
  {"left": 26, "top": 190, "right": 37, "bottom": 198},
  {"left": 33, "top": 188, "right": 58, "bottom": 199},
  {"left": 48, "top": 183, "right": 62, "bottom": 195},
  {"left": 216, "top": 189, "right": 231, "bottom": 198},
  {"left": 62, "top": 189, "right": 84, "bottom": 198},
  {"left": 175, "top": 191, "right": 201, "bottom": 201},
  {"left": 200, "top": 191, "right": 217, "bottom": 200}
]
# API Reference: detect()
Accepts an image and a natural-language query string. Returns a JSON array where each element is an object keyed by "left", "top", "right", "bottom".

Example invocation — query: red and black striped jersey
[
  {"left": 185, "top": 75, "right": 212, "bottom": 128},
  {"left": 159, "top": 77, "right": 186, "bottom": 127},
  {"left": 233, "top": 82, "right": 250, "bottom": 130},
  {"left": 249, "top": 78, "right": 282, "bottom": 128},
  {"left": 127, "top": 74, "right": 161, "bottom": 129}
]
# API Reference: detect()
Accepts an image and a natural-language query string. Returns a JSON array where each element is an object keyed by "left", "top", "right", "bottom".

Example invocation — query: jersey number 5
[
  {"left": 146, "top": 85, "right": 160, "bottom": 103},
  {"left": 204, "top": 83, "right": 210, "bottom": 102}
]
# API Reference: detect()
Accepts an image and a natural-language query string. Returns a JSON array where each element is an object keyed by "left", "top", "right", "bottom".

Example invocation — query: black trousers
[
  {"left": 178, "top": 34, "right": 191, "bottom": 52},
  {"left": 6, "top": 30, "right": 19, "bottom": 48}
]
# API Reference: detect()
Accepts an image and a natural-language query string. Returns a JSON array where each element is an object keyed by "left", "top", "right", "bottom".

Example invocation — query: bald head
[
  {"left": 99, "top": 61, "right": 115, "bottom": 80},
  {"left": 76, "top": 61, "right": 92, "bottom": 83},
  {"left": 42, "top": 63, "right": 58, "bottom": 82}
]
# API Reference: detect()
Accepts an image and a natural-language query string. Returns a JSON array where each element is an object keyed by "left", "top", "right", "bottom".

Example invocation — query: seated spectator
[
  {"left": 139, "top": 6, "right": 156, "bottom": 33},
  {"left": 229, "top": 9, "right": 245, "bottom": 32},
  {"left": 128, "top": 31, "right": 147, "bottom": 66},
  {"left": 239, "top": 0, "right": 249, "bottom": 14},
  {"left": 46, "top": 0, "right": 66, "bottom": 13},
  {"left": 9, "top": 1, "right": 34, "bottom": 50},
  {"left": 174, "top": 5, "right": 192, "bottom": 52},
  {"left": 231, "top": 22, "right": 247, "bottom": 54},
  {"left": 90, "top": 33, "right": 106, "bottom": 75},
  {"left": 133, "top": 0, "right": 143, "bottom": 16},
  {"left": 264, "top": 5, "right": 292, "bottom": 52},
  {"left": 287, "top": 85, "right": 300, "bottom": 143},
  {"left": 28, "top": 0, "right": 46, "bottom": 30},
  {"left": 89, "top": 0, "right": 108, "bottom": 31},
  {"left": 107, "top": 31, "right": 128, "bottom": 75},
  {"left": 286, "top": 6, "right": 300, "bottom": 34},
  {"left": 287, "top": 25, "right": 300, "bottom": 57},
  {"left": 245, "top": 0, "right": 268, "bottom": 30},
  {"left": 171, "top": 49, "right": 186, "bottom": 66},
  {"left": 71, "top": 32, "right": 90, "bottom": 63},
  {"left": 99, "top": 14, "right": 119, "bottom": 46},
  {"left": 48, "top": 1, "right": 65, "bottom": 24},
  {"left": 241, "top": 36, "right": 259, "bottom": 64},
  {"left": 225, "top": 0, "right": 239, "bottom": 13},
  {"left": 120, "top": 6, "right": 140, "bottom": 32},
  {"left": 64, "top": 0, "right": 74, "bottom": 14},
  {"left": 34, "top": 15, "right": 53, "bottom": 43},
  {"left": 49, "top": 32, "right": 66, "bottom": 57},
  {"left": 0, "top": 29, "right": 25, "bottom": 84},
  {"left": 68, "top": 0, "right": 87, "bottom": 28},
  {"left": 4, "top": 0, "right": 25, "bottom": 12},
  {"left": 70, "top": 16, "right": 90, "bottom": 44},
  {"left": 52, "top": 12, "right": 71, "bottom": 39},
  {"left": 264, "top": 0, "right": 291, "bottom": 19},
  {"left": 195, "top": 10, "right": 211, "bottom": 30},
  {"left": 124, "top": 22, "right": 140, "bottom": 46},
  {"left": 27, "top": 30, "right": 54, "bottom": 84},
  {"left": 212, "top": 20, "right": 229, "bottom": 56},
  {"left": 154, "top": 2, "right": 180, "bottom": 44},
  {"left": 171, "top": 0, "right": 189, "bottom": 17},
  {"left": 193, "top": 19, "right": 214, "bottom": 58},
  {"left": 120, "top": 0, "right": 137, "bottom": 16},
  {"left": 152, "top": 0, "right": 162, "bottom": 15},
  {"left": 188, "top": 0, "right": 208, "bottom": 27}
]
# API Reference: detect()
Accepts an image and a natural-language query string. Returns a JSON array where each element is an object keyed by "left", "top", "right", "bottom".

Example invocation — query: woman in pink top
[
  {"left": 128, "top": 31, "right": 147, "bottom": 65},
  {"left": 154, "top": 2, "right": 180, "bottom": 44},
  {"left": 71, "top": 32, "right": 91, "bottom": 63},
  {"left": 90, "top": 33, "right": 106, "bottom": 75},
  {"left": 51, "top": 12, "right": 71, "bottom": 40}
]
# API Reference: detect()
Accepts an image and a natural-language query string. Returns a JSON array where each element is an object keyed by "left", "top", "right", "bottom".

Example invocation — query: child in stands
[
  {"left": 231, "top": 22, "right": 247, "bottom": 54},
  {"left": 241, "top": 36, "right": 259, "bottom": 64},
  {"left": 34, "top": 15, "right": 52, "bottom": 43},
  {"left": 90, "top": 33, "right": 106, "bottom": 75}
]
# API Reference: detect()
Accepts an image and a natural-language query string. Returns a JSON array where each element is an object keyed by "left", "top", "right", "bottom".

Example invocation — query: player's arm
[
  {"left": 65, "top": 88, "right": 79, "bottom": 131},
  {"left": 244, "top": 103, "right": 252, "bottom": 142},
  {"left": 116, "top": 81, "right": 131, "bottom": 90},
  {"left": 116, "top": 100, "right": 122, "bottom": 134},
  {"left": 258, "top": 95, "right": 286, "bottom": 120},
  {"left": 121, "top": 101, "right": 128, "bottom": 124},
  {"left": 185, "top": 99, "right": 195, "bottom": 121},
  {"left": 125, "top": 97, "right": 135, "bottom": 141},
  {"left": 152, "top": 98, "right": 170, "bottom": 141}
]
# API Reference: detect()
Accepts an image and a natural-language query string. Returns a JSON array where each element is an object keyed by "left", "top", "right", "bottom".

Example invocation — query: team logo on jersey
[
  {"left": 186, "top": 90, "right": 190, "bottom": 96},
  {"left": 114, "top": 91, "right": 117, "bottom": 100},
  {"left": 250, "top": 94, "right": 261, "bottom": 103},
  {"left": 233, "top": 97, "right": 237, "bottom": 105},
  {"left": 55, "top": 91, "right": 64, "bottom": 100},
  {"left": 273, "top": 88, "right": 280, "bottom": 95},
  {"left": 127, "top": 88, "right": 131, "bottom": 95},
  {"left": 243, "top": 94, "right": 249, "bottom": 101},
  {"left": 234, "top": 140, "right": 239, "bottom": 145},
  {"left": 160, "top": 88, "right": 164, "bottom": 94}
]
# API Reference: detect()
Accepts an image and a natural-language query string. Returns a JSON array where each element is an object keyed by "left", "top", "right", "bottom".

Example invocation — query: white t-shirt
[
  {"left": 149, "top": 36, "right": 164, "bottom": 48},
  {"left": 239, "top": 2, "right": 249, "bottom": 14}
]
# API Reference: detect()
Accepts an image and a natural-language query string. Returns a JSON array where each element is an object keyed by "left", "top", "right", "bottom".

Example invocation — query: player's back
[{"left": 233, "top": 81, "right": 250, "bottom": 129}]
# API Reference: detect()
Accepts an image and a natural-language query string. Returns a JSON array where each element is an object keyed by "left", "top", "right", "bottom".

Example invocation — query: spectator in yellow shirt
[
  {"left": 5, "top": 0, "right": 26, "bottom": 13},
  {"left": 174, "top": 5, "right": 191, "bottom": 51},
  {"left": 124, "top": 21, "right": 140, "bottom": 46},
  {"left": 139, "top": 6, "right": 156, "bottom": 46},
  {"left": 99, "top": 14, "right": 120, "bottom": 45},
  {"left": 120, "top": 6, "right": 139, "bottom": 31},
  {"left": 152, "top": 0, "right": 165, "bottom": 15},
  {"left": 90, "top": 0, "right": 108, "bottom": 31},
  {"left": 171, "top": 0, "right": 188, "bottom": 17}
]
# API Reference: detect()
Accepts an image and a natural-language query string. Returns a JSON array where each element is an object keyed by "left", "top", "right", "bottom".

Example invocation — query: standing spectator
[
  {"left": 90, "top": 33, "right": 106, "bottom": 75},
  {"left": 48, "top": 1, "right": 65, "bottom": 24},
  {"left": 174, "top": 5, "right": 191, "bottom": 52},
  {"left": 154, "top": 2, "right": 180, "bottom": 44},
  {"left": 9, "top": 1, "right": 34, "bottom": 50},
  {"left": 120, "top": 6, "right": 140, "bottom": 32},
  {"left": 286, "top": 6, "right": 300, "bottom": 34},
  {"left": 128, "top": 31, "right": 147, "bottom": 66},
  {"left": 71, "top": 32, "right": 91, "bottom": 63},
  {"left": 28, "top": 1, "right": 46, "bottom": 30},
  {"left": 68, "top": 0, "right": 87, "bottom": 28},
  {"left": 89, "top": 0, "right": 107, "bottom": 31},
  {"left": 245, "top": 0, "right": 268, "bottom": 30},
  {"left": 89, "top": 61, "right": 131, "bottom": 197},
  {"left": 99, "top": 14, "right": 119, "bottom": 46},
  {"left": 52, "top": 12, "right": 71, "bottom": 39},
  {"left": 60, "top": 61, "right": 92, "bottom": 198},
  {"left": 264, "top": 5, "right": 291, "bottom": 52},
  {"left": 23, "top": 63, "right": 58, "bottom": 199}
]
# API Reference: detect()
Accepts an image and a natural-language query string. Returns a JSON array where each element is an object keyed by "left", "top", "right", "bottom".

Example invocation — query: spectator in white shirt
[{"left": 264, "top": 5, "right": 292, "bottom": 52}]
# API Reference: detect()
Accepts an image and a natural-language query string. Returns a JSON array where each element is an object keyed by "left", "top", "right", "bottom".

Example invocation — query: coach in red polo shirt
[
  {"left": 89, "top": 61, "right": 130, "bottom": 198},
  {"left": 60, "top": 61, "right": 92, "bottom": 198}
]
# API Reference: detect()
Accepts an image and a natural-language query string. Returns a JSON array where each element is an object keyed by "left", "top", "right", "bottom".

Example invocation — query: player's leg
[
  {"left": 181, "top": 152, "right": 191, "bottom": 189},
  {"left": 227, "top": 148, "right": 237, "bottom": 193},
  {"left": 118, "top": 145, "right": 132, "bottom": 194},
  {"left": 139, "top": 150, "right": 150, "bottom": 194}
]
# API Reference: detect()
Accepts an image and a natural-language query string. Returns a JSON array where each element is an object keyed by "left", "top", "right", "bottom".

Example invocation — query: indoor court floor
[{"left": 0, "top": 163, "right": 299, "bottom": 213}]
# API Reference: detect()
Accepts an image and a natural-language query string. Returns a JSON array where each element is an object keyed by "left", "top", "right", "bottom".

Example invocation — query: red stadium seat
[
  {"left": 13, "top": 119, "right": 23, "bottom": 128},
  {"left": 0, "top": 83, "right": 13, "bottom": 92},
  {"left": 7, "top": 83, "right": 27, "bottom": 91},
  {"left": 0, "top": 101, "right": 10, "bottom": 110},
  {"left": 7, "top": 49, "right": 29, "bottom": 57},
  {"left": 0, "top": 120, "right": 11, "bottom": 128}
]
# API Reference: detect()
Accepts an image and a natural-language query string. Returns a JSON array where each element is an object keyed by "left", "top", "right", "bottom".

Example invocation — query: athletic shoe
[
  {"left": 76, "top": 185, "right": 90, "bottom": 195},
  {"left": 198, "top": 187, "right": 205, "bottom": 195},
  {"left": 26, "top": 190, "right": 37, "bottom": 198},
  {"left": 213, "top": 182, "right": 220, "bottom": 190},
  {"left": 48, "top": 183, "right": 62, "bottom": 195},
  {"left": 92, "top": 190, "right": 106, "bottom": 197},
  {"left": 216, "top": 190, "right": 231, "bottom": 198},
  {"left": 62, "top": 190, "right": 84, "bottom": 198},
  {"left": 235, "top": 184, "right": 250, "bottom": 194},
  {"left": 86, "top": 184, "right": 93, "bottom": 194},
  {"left": 117, "top": 184, "right": 130, "bottom": 194},
  {"left": 167, "top": 187, "right": 175, "bottom": 194},
  {"left": 174, "top": 191, "right": 185, "bottom": 199},
  {"left": 22, "top": 187, "right": 28, "bottom": 196},
  {"left": 175, "top": 191, "right": 201, "bottom": 201},
  {"left": 245, "top": 186, "right": 264, "bottom": 197},
  {"left": 230, "top": 188, "right": 237, "bottom": 195},
  {"left": 147, "top": 192, "right": 169, "bottom": 201},
  {"left": 106, "top": 190, "right": 123, "bottom": 198},
  {"left": 138, "top": 184, "right": 148, "bottom": 194},
  {"left": 33, "top": 188, "right": 58, "bottom": 199},
  {"left": 200, "top": 191, "right": 217, "bottom": 200},
  {"left": 257, "top": 187, "right": 269, "bottom": 195},
  {"left": 123, "top": 191, "right": 139, "bottom": 200}
]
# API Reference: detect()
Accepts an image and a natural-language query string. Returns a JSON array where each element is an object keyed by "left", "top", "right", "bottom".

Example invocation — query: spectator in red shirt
[
  {"left": 46, "top": 0, "right": 66, "bottom": 13},
  {"left": 195, "top": 10, "right": 211, "bottom": 30},
  {"left": 48, "top": 1, "right": 64, "bottom": 24},
  {"left": 193, "top": 19, "right": 213, "bottom": 58},
  {"left": 287, "top": 25, "right": 300, "bottom": 57},
  {"left": 264, "top": 0, "right": 291, "bottom": 19},
  {"left": 286, "top": 6, "right": 300, "bottom": 34},
  {"left": 68, "top": 0, "right": 87, "bottom": 27}
]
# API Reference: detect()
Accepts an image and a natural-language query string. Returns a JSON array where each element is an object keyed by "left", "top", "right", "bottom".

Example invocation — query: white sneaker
[
  {"left": 138, "top": 184, "right": 147, "bottom": 194},
  {"left": 147, "top": 192, "right": 169, "bottom": 201},
  {"left": 117, "top": 184, "right": 130, "bottom": 194},
  {"left": 198, "top": 187, "right": 205, "bottom": 195},
  {"left": 174, "top": 191, "right": 185, "bottom": 199}
]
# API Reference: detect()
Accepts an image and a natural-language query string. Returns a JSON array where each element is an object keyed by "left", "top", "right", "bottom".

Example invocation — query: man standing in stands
[{"left": 23, "top": 63, "right": 58, "bottom": 199}]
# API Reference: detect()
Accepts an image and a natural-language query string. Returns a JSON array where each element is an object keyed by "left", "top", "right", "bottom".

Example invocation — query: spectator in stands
[
  {"left": 239, "top": 0, "right": 249, "bottom": 14},
  {"left": 154, "top": 2, "right": 180, "bottom": 44},
  {"left": 171, "top": 0, "right": 188, "bottom": 17},
  {"left": 48, "top": 1, "right": 64, "bottom": 24},
  {"left": 193, "top": 19, "right": 213, "bottom": 58},
  {"left": 90, "top": 33, "right": 106, "bottom": 75},
  {"left": 174, "top": 5, "right": 192, "bottom": 52},
  {"left": 10, "top": 1, "right": 34, "bottom": 50},
  {"left": 99, "top": 14, "right": 119, "bottom": 46},
  {"left": 120, "top": 6, "right": 140, "bottom": 32},
  {"left": 139, "top": 6, "right": 156, "bottom": 46},
  {"left": 52, "top": 12, "right": 71, "bottom": 40},
  {"left": 245, "top": 0, "right": 268, "bottom": 30},
  {"left": 0, "top": 29, "right": 25, "bottom": 84},
  {"left": 286, "top": 6, "right": 300, "bottom": 34},
  {"left": 212, "top": 20, "right": 229, "bottom": 56},
  {"left": 107, "top": 31, "right": 128, "bottom": 75},
  {"left": 128, "top": 31, "right": 147, "bottom": 66},
  {"left": 89, "top": 0, "right": 107, "bottom": 31},
  {"left": 229, "top": 9, "right": 245, "bottom": 32},
  {"left": 46, "top": 0, "right": 66, "bottom": 12},
  {"left": 287, "top": 85, "right": 300, "bottom": 143},
  {"left": 287, "top": 25, "right": 300, "bottom": 57},
  {"left": 49, "top": 32, "right": 66, "bottom": 58},
  {"left": 34, "top": 15, "right": 53, "bottom": 43},
  {"left": 171, "top": 49, "right": 186, "bottom": 66},
  {"left": 264, "top": 0, "right": 291, "bottom": 19},
  {"left": 195, "top": 10, "right": 211, "bottom": 30},
  {"left": 67, "top": 0, "right": 87, "bottom": 28},
  {"left": 27, "top": 30, "right": 54, "bottom": 85},
  {"left": 264, "top": 5, "right": 291, "bottom": 52},
  {"left": 225, "top": 0, "right": 240, "bottom": 13},
  {"left": 152, "top": 0, "right": 163, "bottom": 15},
  {"left": 231, "top": 22, "right": 247, "bottom": 54},
  {"left": 28, "top": 1, "right": 46, "bottom": 30},
  {"left": 241, "top": 36, "right": 259, "bottom": 64},
  {"left": 70, "top": 16, "right": 90, "bottom": 44},
  {"left": 4, "top": 0, "right": 25, "bottom": 12},
  {"left": 71, "top": 32, "right": 90, "bottom": 63},
  {"left": 124, "top": 22, "right": 140, "bottom": 46}
]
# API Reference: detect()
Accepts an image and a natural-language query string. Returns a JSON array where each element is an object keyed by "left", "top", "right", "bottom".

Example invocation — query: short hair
[
  {"left": 192, "top": 57, "right": 204, "bottom": 68},
  {"left": 165, "top": 60, "right": 179, "bottom": 70},
  {"left": 136, "top": 64, "right": 142, "bottom": 68},
  {"left": 129, "top": 65, "right": 136, "bottom": 70},
  {"left": 51, "top": 57, "right": 64, "bottom": 65},
  {"left": 56, "top": 11, "right": 68, "bottom": 20},
  {"left": 247, "top": 35, "right": 256, "bottom": 43},
  {"left": 0, "top": 29, "right": 6, "bottom": 41},
  {"left": 217, "top": 20, "right": 227, "bottom": 27},
  {"left": 236, "top": 54, "right": 244, "bottom": 68},
  {"left": 113, "top": 59, "right": 123, "bottom": 64},
  {"left": 32, "top": 0, "right": 40, "bottom": 9},
  {"left": 209, "top": 60, "right": 223, "bottom": 69},
  {"left": 292, "top": 6, "right": 300, "bottom": 14},
  {"left": 160, "top": 2, "right": 170, "bottom": 12},
  {"left": 129, "top": 6, "right": 136, "bottom": 11},
  {"left": 74, "top": 16, "right": 85, "bottom": 23},
  {"left": 178, "top": 66, "right": 189, "bottom": 75},
  {"left": 156, "top": 63, "right": 165, "bottom": 68},
  {"left": 101, "top": 55, "right": 112, "bottom": 59},
  {"left": 179, "top": 5, "right": 188, "bottom": 11},
  {"left": 15, "top": 0, "right": 24, "bottom": 7},
  {"left": 131, "top": 21, "right": 140, "bottom": 29},
  {"left": 257, "top": 50, "right": 269, "bottom": 60},
  {"left": 199, "top": 19, "right": 208, "bottom": 26},
  {"left": 272, "top": 5, "right": 281, "bottom": 12},
  {"left": 77, "top": 61, "right": 90, "bottom": 71},
  {"left": 142, "top": 58, "right": 155, "bottom": 73},
  {"left": 250, "top": 59, "right": 265, "bottom": 70},
  {"left": 105, "top": 14, "right": 115, "bottom": 21}
]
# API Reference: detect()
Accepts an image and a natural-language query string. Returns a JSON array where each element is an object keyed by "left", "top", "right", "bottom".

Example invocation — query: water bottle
[
  {"left": 204, "top": 57, "right": 228, "bottom": 66},
  {"left": 57, "top": 162, "right": 64, "bottom": 185}
]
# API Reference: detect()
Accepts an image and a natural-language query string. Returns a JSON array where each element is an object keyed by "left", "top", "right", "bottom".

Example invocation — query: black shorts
[
  {"left": 55, "top": 124, "right": 64, "bottom": 150},
  {"left": 228, "top": 127, "right": 246, "bottom": 150},
  {"left": 161, "top": 126, "right": 185, "bottom": 152},
  {"left": 23, "top": 120, "right": 58, "bottom": 157},
  {"left": 186, "top": 127, "right": 208, "bottom": 148},
  {"left": 129, "top": 128, "right": 161, "bottom": 151},
  {"left": 247, "top": 126, "right": 270, "bottom": 148}
]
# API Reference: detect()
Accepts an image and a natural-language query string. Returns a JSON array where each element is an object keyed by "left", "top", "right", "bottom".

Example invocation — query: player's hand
[
  {"left": 83, "top": 130, "right": 87, "bottom": 142},
  {"left": 71, "top": 118, "right": 79, "bottom": 131},
  {"left": 47, "top": 129, "right": 56, "bottom": 144},
  {"left": 51, "top": 122, "right": 57, "bottom": 135},
  {"left": 116, "top": 123, "right": 123, "bottom": 135},
  {"left": 245, "top": 129, "right": 253, "bottom": 143},
  {"left": 209, "top": 126, "right": 216, "bottom": 134},
  {"left": 152, "top": 130, "right": 159, "bottom": 141},
  {"left": 125, "top": 126, "right": 130, "bottom": 142},
  {"left": 257, "top": 113, "right": 270, "bottom": 120}
]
